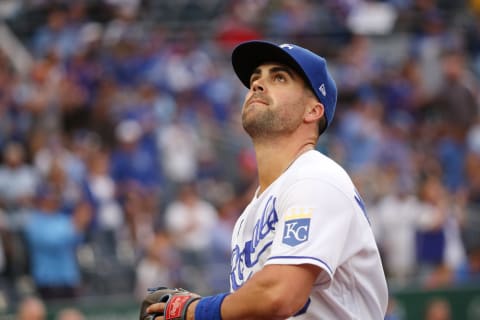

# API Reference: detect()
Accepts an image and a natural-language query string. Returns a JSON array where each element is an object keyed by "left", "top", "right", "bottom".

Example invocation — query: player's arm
[
  {"left": 146, "top": 263, "right": 321, "bottom": 319},
  {"left": 219, "top": 263, "right": 320, "bottom": 319}
]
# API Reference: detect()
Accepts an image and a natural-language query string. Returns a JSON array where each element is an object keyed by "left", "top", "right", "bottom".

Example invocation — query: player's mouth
[{"left": 246, "top": 95, "right": 269, "bottom": 107}]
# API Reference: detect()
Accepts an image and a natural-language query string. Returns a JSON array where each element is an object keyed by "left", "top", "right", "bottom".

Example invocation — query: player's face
[{"left": 241, "top": 63, "right": 314, "bottom": 139}]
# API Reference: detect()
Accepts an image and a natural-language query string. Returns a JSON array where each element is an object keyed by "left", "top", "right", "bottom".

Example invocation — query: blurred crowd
[{"left": 0, "top": 0, "right": 478, "bottom": 317}]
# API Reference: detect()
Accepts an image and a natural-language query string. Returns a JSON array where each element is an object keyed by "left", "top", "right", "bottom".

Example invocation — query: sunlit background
[{"left": 0, "top": 0, "right": 479, "bottom": 319}]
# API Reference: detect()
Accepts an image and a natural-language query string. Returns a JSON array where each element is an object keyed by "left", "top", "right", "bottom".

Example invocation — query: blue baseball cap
[{"left": 232, "top": 40, "right": 337, "bottom": 131}]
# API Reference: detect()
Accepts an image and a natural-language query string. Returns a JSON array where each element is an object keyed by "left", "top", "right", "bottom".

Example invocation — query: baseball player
[{"left": 141, "top": 40, "right": 388, "bottom": 320}]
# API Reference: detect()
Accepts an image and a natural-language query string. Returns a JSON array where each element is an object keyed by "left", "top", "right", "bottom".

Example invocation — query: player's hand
[
  {"left": 145, "top": 302, "right": 166, "bottom": 319},
  {"left": 145, "top": 300, "right": 199, "bottom": 320},
  {"left": 139, "top": 287, "right": 200, "bottom": 320}
]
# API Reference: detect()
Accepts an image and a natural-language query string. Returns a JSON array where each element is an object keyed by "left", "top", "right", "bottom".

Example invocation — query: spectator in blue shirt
[
  {"left": 110, "top": 119, "right": 162, "bottom": 197},
  {"left": 24, "top": 185, "right": 91, "bottom": 300}
]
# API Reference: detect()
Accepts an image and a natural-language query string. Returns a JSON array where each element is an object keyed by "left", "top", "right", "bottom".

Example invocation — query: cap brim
[{"left": 232, "top": 41, "right": 306, "bottom": 89}]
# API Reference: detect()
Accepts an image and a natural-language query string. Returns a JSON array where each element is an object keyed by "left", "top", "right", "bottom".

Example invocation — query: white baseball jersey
[{"left": 230, "top": 150, "right": 388, "bottom": 319}]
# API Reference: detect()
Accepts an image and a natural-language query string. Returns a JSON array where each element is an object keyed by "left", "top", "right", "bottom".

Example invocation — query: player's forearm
[
  {"left": 186, "top": 287, "right": 292, "bottom": 320},
  {"left": 220, "top": 287, "right": 293, "bottom": 320},
  {"left": 187, "top": 265, "right": 316, "bottom": 320}
]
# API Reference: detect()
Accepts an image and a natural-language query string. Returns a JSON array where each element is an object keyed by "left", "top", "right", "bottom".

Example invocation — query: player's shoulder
[
  {"left": 289, "top": 150, "right": 352, "bottom": 183},
  {"left": 276, "top": 150, "right": 357, "bottom": 197}
]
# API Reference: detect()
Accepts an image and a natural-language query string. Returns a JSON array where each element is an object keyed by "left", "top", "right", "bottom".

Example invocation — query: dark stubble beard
[{"left": 241, "top": 105, "right": 300, "bottom": 140}]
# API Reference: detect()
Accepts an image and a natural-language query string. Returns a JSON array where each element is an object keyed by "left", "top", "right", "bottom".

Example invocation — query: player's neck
[{"left": 254, "top": 138, "right": 315, "bottom": 195}]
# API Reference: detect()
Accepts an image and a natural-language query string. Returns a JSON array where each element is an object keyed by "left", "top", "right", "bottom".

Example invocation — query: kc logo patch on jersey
[{"left": 282, "top": 208, "right": 312, "bottom": 247}]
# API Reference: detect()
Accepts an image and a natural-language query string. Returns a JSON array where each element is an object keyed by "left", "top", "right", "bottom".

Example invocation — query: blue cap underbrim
[{"left": 232, "top": 41, "right": 311, "bottom": 91}]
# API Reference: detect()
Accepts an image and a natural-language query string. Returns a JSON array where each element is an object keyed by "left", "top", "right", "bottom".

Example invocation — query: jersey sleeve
[{"left": 264, "top": 178, "right": 355, "bottom": 288}]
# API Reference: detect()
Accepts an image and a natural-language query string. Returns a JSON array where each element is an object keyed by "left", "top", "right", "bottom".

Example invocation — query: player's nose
[{"left": 251, "top": 78, "right": 265, "bottom": 92}]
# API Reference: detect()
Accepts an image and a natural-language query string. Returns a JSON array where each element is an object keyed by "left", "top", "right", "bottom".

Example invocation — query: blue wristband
[{"left": 194, "top": 292, "right": 229, "bottom": 320}]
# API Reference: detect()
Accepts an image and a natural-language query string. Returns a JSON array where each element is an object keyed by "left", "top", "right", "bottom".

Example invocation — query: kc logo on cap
[{"left": 279, "top": 43, "right": 294, "bottom": 50}]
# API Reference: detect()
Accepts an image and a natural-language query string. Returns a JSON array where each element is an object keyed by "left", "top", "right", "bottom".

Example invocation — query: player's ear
[{"left": 304, "top": 101, "right": 324, "bottom": 124}]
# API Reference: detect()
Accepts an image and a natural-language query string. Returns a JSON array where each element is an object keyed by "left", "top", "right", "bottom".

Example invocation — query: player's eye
[{"left": 273, "top": 73, "right": 286, "bottom": 82}]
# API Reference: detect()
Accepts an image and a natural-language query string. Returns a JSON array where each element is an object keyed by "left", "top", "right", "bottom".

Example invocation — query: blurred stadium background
[{"left": 0, "top": 0, "right": 478, "bottom": 319}]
